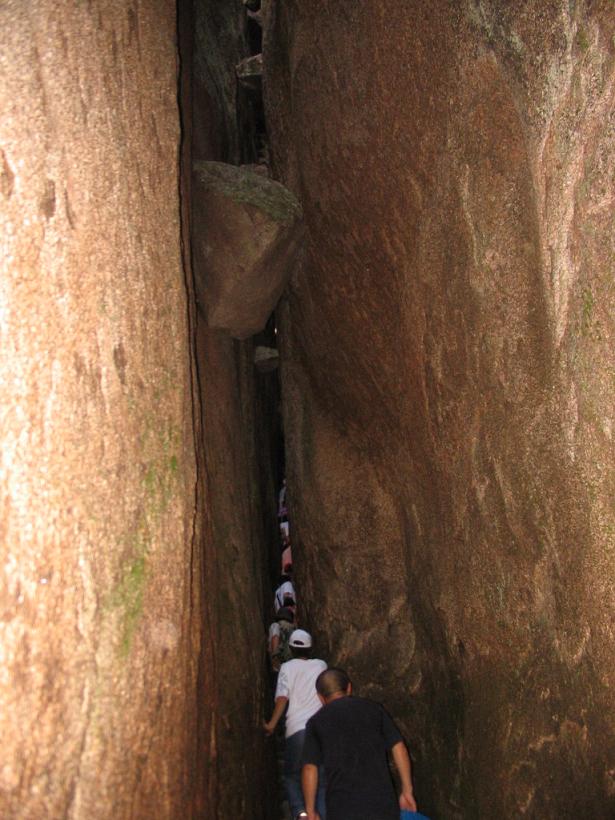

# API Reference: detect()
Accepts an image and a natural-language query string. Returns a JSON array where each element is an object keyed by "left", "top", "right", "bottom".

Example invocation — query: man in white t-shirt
[{"left": 264, "top": 630, "right": 327, "bottom": 819}]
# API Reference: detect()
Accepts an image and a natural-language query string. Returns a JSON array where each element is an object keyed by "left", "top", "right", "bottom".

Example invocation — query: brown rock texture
[
  {"left": 196, "top": 323, "right": 281, "bottom": 819},
  {"left": 187, "top": 2, "right": 282, "bottom": 817},
  {"left": 0, "top": 2, "right": 201, "bottom": 817},
  {"left": 192, "top": 160, "right": 303, "bottom": 338},
  {"left": 192, "top": 0, "right": 251, "bottom": 164},
  {"left": 264, "top": 1, "right": 615, "bottom": 817}
]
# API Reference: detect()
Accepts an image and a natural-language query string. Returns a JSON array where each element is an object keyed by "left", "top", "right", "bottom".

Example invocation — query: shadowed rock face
[
  {"left": 192, "top": 0, "right": 249, "bottom": 164},
  {"left": 264, "top": 2, "right": 615, "bottom": 817},
  {"left": 0, "top": 2, "right": 201, "bottom": 818},
  {"left": 187, "top": 2, "right": 282, "bottom": 818}
]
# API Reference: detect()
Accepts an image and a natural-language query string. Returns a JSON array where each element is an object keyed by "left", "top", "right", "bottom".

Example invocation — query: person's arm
[
  {"left": 263, "top": 696, "right": 288, "bottom": 735},
  {"left": 391, "top": 741, "right": 417, "bottom": 812},
  {"left": 269, "top": 634, "right": 281, "bottom": 671},
  {"left": 301, "top": 763, "right": 321, "bottom": 820}
]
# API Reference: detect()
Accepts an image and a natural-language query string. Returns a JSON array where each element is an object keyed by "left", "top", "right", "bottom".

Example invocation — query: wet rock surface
[
  {"left": 0, "top": 2, "right": 200, "bottom": 817},
  {"left": 264, "top": 2, "right": 615, "bottom": 817},
  {"left": 192, "top": 161, "right": 303, "bottom": 338}
]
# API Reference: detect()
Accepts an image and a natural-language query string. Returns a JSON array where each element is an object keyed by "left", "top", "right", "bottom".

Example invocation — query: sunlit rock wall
[
  {"left": 264, "top": 2, "right": 615, "bottom": 817},
  {"left": 0, "top": 2, "right": 203, "bottom": 817}
]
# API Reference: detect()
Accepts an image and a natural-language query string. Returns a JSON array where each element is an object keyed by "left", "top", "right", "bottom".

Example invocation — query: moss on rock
[{"left": 193, "top": 160, "right": 302, "bottom": 225}]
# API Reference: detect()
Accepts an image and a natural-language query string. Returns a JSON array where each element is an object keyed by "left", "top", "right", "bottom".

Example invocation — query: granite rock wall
[
  {"left": 188, "top": 1, "right": 281, "bottom": 817},
  {"left": 0, "top": 1, "right": 285, "bottom": 817},
  {"left": 0, "top": 2, "right": 201, "bottom": 817},
  {"left": 264, "top": 2, "right": 615, "bottom": 817}
]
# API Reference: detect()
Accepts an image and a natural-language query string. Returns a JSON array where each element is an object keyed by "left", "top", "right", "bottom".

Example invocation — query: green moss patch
[{"left": 105, "top": 422, "right": 182, "bottom": 657}]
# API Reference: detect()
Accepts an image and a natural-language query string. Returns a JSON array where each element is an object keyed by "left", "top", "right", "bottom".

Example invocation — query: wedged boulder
[
  {"left": 254, "top": 345, "right": 279, "bottom": 372},
  {"left": 192, "top": 160, "right": 303, "bottom": 339},
  {"left": 236, "top": 53, "right": 263, "bottom": 89},
  {"left": 247, "top": 9, "right": 263, "bottom": 27}
]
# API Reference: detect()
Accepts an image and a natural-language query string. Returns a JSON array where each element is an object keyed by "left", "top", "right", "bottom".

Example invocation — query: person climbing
[
  {"left": 263, "top": 629, "right": 327, "bottom": 820},
  {"left": 280, "top": 536, "right": 292, "bottom": 575},
  {"left": 268, "top": 606, "right": 295, "bottom": 671},
  {"left": 278, "top": 477, "right": 288, "bottom": 522},
  {"left": 300, "top": 668, "right": 418, "bottom": 820},
  {"left": 274, "top": 568, "right": 296, "bottom": 614}
]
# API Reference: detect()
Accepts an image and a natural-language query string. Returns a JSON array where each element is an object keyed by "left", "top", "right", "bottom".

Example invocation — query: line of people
[
  {"left": 278, "top": 476, "right": 291, "bottom": 573},
  {"left": 264, "top": 635, "right": 422, "bottom": 819},
  {"left": 264, "top": 480, "right": 424, "bottom": 820}
]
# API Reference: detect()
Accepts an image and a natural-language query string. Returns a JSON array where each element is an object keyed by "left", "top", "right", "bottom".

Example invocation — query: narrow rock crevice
[
  {"left": 179, "top": 0, "right": 287, "bottom": 815},
  {"left": 1, "top": 2, "right": 614, "bottom": 819}
]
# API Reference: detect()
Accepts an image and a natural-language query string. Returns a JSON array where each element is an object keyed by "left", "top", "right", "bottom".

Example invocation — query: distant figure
[
  {"left": 274, "top": 570, "right": 296, "bottom": 614},
  {"left": 264, "top": 630, "right": 327, "bottom": 820},
  {"left": 301, "top": 668, "right": 417, "bottom": 820},
  {"left": 281, "top": 541, "right": 292, "bottom": 574},
  {"left": 268, "top": 606, "right": 295, "bottom": 671},
  {"left": 278, "top": 478, "right": 288, "bottom": 521}
]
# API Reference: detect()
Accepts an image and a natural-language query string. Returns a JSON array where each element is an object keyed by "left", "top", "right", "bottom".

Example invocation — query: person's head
[
  {"left": 315, "top": 668, "right": 352, "bottom": 703},
  {"left": 283, "top": 563, "right": 292, "bottom": 575},
  {"left": 276, "top": 607, "right": 294, "bottom": 623},
  {"left": 289, "top": 629, "right": 312, "bottom": 659}
]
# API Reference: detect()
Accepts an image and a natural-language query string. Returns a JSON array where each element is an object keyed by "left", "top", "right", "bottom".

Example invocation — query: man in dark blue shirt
[{"left": 301, "top": 668, "right": 418, "bottom": 820}]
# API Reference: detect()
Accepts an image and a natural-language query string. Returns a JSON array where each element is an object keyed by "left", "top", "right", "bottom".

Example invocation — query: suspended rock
[
  {"left": 247, "top": 9, "right": 263, "bottom": 27},
  {"left": 254, "top": 345, "right": 279, "bottom": 372},
  {"left": 241, "top": 162, "right": 270, "bottom": 177},
  {"left": 192, "top": 161, "right": 304, "bottom": 339},
  {"left": 236, "top": 53, "right": 262, "bottom": 90}
]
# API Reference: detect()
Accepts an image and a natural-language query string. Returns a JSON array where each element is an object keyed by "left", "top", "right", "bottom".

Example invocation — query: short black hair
[
  {"left": 290, "top": 645, "right": 311, "bottom": 659},
  {"left": 316, "top": 668, "right": 351, "bottom": 698},
  {"left": 276, "top": 607, "right": 295, "bottom": 623}
]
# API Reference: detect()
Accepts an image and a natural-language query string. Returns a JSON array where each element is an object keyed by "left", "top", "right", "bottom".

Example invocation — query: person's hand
[
  {"left": 263, "top": 720, "right": 275, "bottom": 736},
  {"left": 400, "top": 790, "right": 417, "bottom": 812}
]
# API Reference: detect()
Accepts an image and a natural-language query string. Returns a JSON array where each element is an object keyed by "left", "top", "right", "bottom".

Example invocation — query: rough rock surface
[
  {"left": 264, "top": 2, "right": 615, "bottom": 817},
  {"left": 192, "top": 0, "right": 250, "bottom": 164},
  {"left": 192, "top": 160, "right": 303, "bottom": 338},
  {"left": 0, "top": 2, "right": 201, "bottom": 818},
  {"left": 196, "top": 324, "right": 281, "bottom": 820},
  {"left": 187, "top": 2, "right": 283, "bottom": 817}
]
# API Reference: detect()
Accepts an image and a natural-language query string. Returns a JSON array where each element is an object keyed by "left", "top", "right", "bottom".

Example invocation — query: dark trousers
[{"left": 284, "top": 729, "right": 326, "bottom": 818}]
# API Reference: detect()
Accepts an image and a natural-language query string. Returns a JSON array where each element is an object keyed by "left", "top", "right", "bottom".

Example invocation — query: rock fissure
[{"left": 1, "top": 1, "right": 614, "bottom": 819}]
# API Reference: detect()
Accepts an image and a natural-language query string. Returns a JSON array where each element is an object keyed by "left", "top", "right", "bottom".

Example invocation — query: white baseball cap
[{"left": 289, "top": 629, "right": 312, "bottom": 648}]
